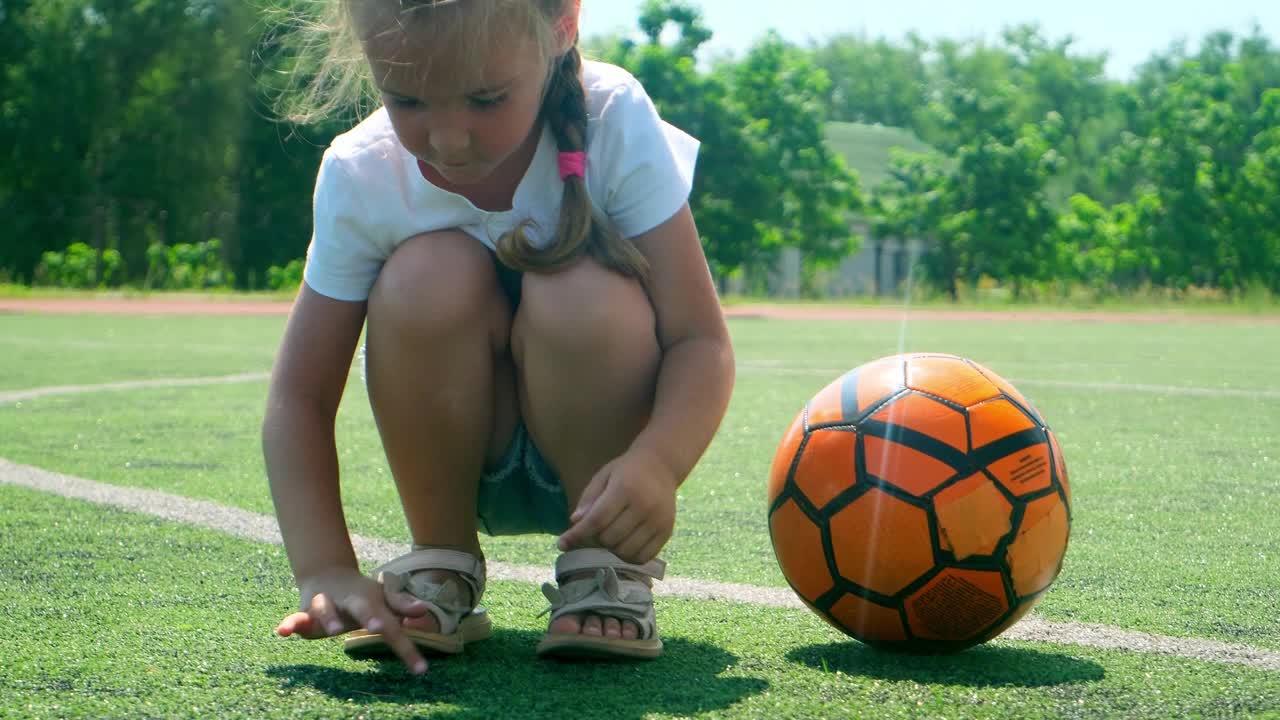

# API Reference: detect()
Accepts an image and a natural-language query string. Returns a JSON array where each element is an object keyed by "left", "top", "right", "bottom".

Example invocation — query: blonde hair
[{"left": 272, "top": 0, "right": 648, "bottom": 280}]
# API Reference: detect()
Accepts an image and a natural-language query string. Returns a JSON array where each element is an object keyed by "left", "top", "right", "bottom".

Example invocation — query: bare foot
[
  {"left": 545, "top": 571, "right": 643, "bottom": 640},
  {"left": 399, "top": 570, "right": 474, "bottom": 634}
]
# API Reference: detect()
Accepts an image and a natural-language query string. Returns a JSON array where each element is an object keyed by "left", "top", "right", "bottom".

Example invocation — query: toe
[
  {"left": 548, "top": 614, "right": 582, "bottom": 635},
  {"left": 581, "top": 614, "right": 604, "bottom": 637},
  {"left": 602, "top": 617, "right": 622, "bottom": 639},
  {"left": 401, "top": 612, "right": 441, "bottom": 634},
  {"left": 621, "top": 621, "right": 639, "bottom": 640}
]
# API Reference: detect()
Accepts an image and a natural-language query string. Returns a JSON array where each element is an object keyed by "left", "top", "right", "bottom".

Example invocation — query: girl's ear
[{"left": 554, "top": 0, "right": 581, "bottom": 55}]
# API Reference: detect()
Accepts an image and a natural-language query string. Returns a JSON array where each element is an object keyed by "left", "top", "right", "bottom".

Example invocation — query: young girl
[{"left": 264, "top": 0, "right": 735, "bottom": 674}]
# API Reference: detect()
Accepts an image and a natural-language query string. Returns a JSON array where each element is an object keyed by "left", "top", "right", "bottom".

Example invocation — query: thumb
[{"left": 570, "top": 467, "right": 610, "bottom": 523}]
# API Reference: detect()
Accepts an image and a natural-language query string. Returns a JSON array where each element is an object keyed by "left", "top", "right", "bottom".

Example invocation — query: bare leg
[
  {"left": 365, "top": 231, "right": 518, "bottom": 631},
  {"left": 512, "top": 259, "right": 661, "bottom": 640}
]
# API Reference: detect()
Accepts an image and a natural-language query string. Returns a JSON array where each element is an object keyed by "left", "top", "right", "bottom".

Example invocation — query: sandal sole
[
  {"left": 343, "top": 607, "right": 492, "bottom": 657},
  {"left": 535, "top": 633, "right": 662, "bottom": 660}
]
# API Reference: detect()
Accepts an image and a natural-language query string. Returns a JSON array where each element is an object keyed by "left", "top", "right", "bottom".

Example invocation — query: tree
[
  {"left": 601, "top": 3, "right": 862, "bottom": 287},
  {"left": 872, "top": 150, "right": 956, "bottom": 297},
  {"left": 0, "top": 0, "right": 255, "bottom": 282},
  {"left": 1111, "top": 31, "right": 1280, "bottom": 291},
  {"left": 1223, "top": 89, "right": 1280, "bottom": 292},
  {"left": 1002, "top": 25, "right": 1116, "bottom": 201},
  {"left": 719, "top": 32, "right": 864, "bottom": 284},
  {"left": 591, "top": 1, "right": 773, "bottom": 282},
  {"left": 1053, "top": 193, "right": 1160, "bottom": 293},
  {"left": 809, "top": 33, "right": 929, "bottom": 128}
]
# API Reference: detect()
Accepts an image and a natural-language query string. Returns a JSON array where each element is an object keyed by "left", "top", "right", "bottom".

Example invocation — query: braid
[{"left": 495, "top": 47, "right": 650, "bottom": 281}]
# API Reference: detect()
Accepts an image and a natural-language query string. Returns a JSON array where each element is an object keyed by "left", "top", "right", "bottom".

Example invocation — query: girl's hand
[
  {"left": 275, "top": 566, "right": 431, "bottom": 675},
  {"left": 557, "top": 447, "right": 678, "bottom": 564}
]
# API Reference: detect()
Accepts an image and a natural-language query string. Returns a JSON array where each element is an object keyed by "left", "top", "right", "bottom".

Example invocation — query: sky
[{"left": 579, "top": 0, "right": 1280, "bottom": 79}]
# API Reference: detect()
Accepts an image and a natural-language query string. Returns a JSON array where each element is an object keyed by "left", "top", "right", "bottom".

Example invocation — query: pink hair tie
[{"left": 558, "top": 151, "right": 585, "bottom": 180}]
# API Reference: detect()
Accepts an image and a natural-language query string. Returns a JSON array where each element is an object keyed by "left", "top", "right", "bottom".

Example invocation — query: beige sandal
[
  {"left": 343, "top": 547, "right": 492, "bottom": 657},
  {"left": 535, "top": 549, "right": 666, "bottom": 660}
]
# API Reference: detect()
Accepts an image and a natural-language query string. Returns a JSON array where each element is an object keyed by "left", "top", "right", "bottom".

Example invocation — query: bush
[
  {"left": 267, "top": 258, "right": 304, "bottom": 291},
  {"left": 34, "top": 242, "right": 127, "bottom": 288},
  {"left": 145, "top": 239, "right": 236, "bottom": 290}
]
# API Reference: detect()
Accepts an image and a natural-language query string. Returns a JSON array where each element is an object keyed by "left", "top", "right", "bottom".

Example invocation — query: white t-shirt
[{"left": 303, "top": 60, "right": 700, "bottom": 302}]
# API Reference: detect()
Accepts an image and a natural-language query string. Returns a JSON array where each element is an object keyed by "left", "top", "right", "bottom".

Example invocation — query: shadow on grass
[
  {"left": 787, "top": 642, "right": 1105, "bottom": 688},
  {"left": 267, "top": 629, "right": 766, "bottom": 719}
]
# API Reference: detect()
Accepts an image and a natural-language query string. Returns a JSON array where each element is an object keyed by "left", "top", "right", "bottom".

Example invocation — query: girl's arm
[
  {"left": 627, "top": 203, "right": 736, "bottom": 485},
  {"left": 558, "top": 204, "right": 736, "bottom": 560},
  {"left": 263, "top": 284, "right": 367, "bottom": 581},
  {"left": 264, "top": 285, "right": 430, "bottom": 674}
]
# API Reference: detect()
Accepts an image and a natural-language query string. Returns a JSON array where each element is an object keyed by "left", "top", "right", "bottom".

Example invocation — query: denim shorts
[
  {"left": 477, "top": 255, "right": 571, "bottom": 535},
  {"left": 476, "top": 423, "right": 570, "bottom": 536}
]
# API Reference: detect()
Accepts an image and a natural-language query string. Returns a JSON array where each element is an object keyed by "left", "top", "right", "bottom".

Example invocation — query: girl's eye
[
  {"left": 386, "top": 94, "right": 422, "bottom": 109},
  {"left": 468, "top": 94, "right": 507, "bottom": 110}
]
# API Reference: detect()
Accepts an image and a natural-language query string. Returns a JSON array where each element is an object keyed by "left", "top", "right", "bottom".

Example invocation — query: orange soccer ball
[{"left": 767, "top": 353, "right": 1071, "bottom": 652}]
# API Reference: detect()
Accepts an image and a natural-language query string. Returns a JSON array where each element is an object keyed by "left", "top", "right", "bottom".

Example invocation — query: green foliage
[
  {"left": 856, "top": 25, "right": 1280, "bottom": 300},
  {"left": 1103, "top": 30, "right": 1280, "bottom": 293},
  {"left": 145, "top": 239, "right": 235, "bottom": 290},
  {"left": 602, "top": 3, "right": 863, "bottom": 283},
  {"left": 2, "top": 2, "right": 1278, "bottom": 299},
  {"left": 0, "top": 0, "right": 257, "bottom": 287},
  {"left": 266, "top": 258, "right": 304, "bottom": 291},
  {"left": 872, "top": 150, "right": 953, "bottom": 295},
  {"left": 1053, "top": 194, "right": 1160, "bottom": 292},
  {"left": 873, "top": 85, "right": 1062, "bottom": 298},
  {"left": 809, "top": 33, "right": 929, "bottom": 128},
  {"left": 720, "top": 33, "right": 865, "bottom": 273},
  {"left": 34, "top": 243, "right": 125, "bottom": 288}
]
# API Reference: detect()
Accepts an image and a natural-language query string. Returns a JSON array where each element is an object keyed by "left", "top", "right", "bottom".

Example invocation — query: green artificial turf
[
  {"left": 3, "top": 485, "right": 1279, "bottom": 720},
  {"left": 1, "top": 311, "right": 1278, "bottom": 656},
  {"left": 0, "top": 313, "right": 283, "bottom": 391}
]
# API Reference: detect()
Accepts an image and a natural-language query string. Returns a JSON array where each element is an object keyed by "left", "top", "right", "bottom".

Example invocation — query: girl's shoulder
[
  {"left": 582, "top": 60, "right": 653, "bottom": 121},
  {"left": 325, "top": 108, "right": 404, "bottom": 168},
  {"left": 582, "top": 59, "right": 641, "bottom": 96}
]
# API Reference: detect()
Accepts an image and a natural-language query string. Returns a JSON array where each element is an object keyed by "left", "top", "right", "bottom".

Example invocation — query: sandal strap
[
  {"left": 373, "top": 547, "right": 486, "bottom": 635},
  {"left": 539, "top": 550, "right": 664, "bottom": 641},
  {"left": 553, "top": 548, "right": 666, "bottom": 582}
]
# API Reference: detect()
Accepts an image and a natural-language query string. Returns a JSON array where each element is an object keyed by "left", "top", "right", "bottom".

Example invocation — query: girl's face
[{"left": 360, "top": 12, "right": 553, "bottom": 187}]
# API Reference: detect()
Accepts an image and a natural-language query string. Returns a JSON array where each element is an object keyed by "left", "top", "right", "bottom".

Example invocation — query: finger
[
  {"left": 613, "top": 527, "right": 658, "bottom": 565},
  {"left": 596, "top": 508, "right": 644, "bottom": 550},
  {"left": 309, "top": 593, "right": 346, "bottom": 637},
  {"left": 379, "top": 621, "right": 429, "bottom": 675},
  {"left": 276, "top": 611, "right": 320, "bottom": 638},
  {"left": 570, "top": 468, "right": 610, "bottom": 523},
  {"left": 385, "top": 590, "right": 430, "bottom": 618},
  {"left": 342, "top": 595, "right": 377, "bottom": 631},
  {"left": 559, "top": 495, "right": 625, "bottom": 551},
  {"left": 636, "top": 532, "right": 669, "bottom": 566},
  {"left": 344, "top": 595, "right": 428, "bottom": 675}
]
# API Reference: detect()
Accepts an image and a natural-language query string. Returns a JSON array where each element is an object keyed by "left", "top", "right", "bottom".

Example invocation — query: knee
[
  {"left": 368, "top": 231, "right": 504, "bottom": 335},
  {"left": 516, "top": 260, "right": 655, "bottom": 353}
]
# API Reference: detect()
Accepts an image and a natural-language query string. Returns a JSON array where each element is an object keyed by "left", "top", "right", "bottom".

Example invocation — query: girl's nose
[{"left": 428, "top": 123, "right": 469, "bottom": 157}]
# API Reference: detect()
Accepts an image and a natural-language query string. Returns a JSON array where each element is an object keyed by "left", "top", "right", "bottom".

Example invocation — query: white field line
[
  {"left": 0, "top": 335, "right": 262, "bottom": 355},
  {"left": 2, "top": 457, "right": 1278, "bottom": 672},
  {"left": 5, "top": 368, "right": 1277, "bottom": 406},
  {"left": 0, "top": 372, "right": 271, "bottom": 403},
  {"left": 737, "top": 363, "right": 1280, "bottom": 400},
  {"left": 1012, "top": 378, "right": 1280, "bottom": 400}
]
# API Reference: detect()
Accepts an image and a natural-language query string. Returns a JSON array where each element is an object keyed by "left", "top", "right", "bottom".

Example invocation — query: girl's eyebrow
[
  {"left": 375, "top": 76, "right": 518, "bottom": 100},
  {"left": 471, "top": 80, "right": 514, "bottom": 95}
]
